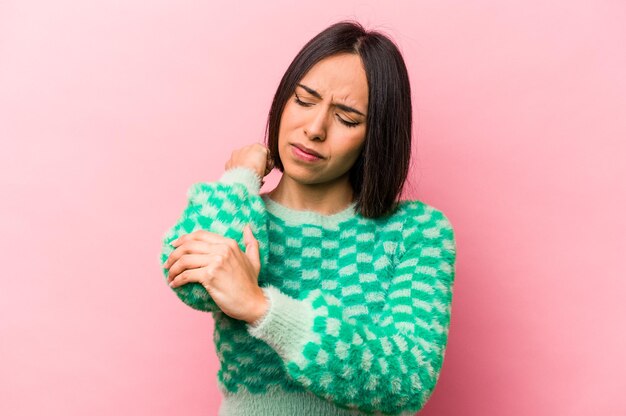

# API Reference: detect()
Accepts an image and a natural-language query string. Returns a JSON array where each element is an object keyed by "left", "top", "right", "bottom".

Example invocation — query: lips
[{"left": 292, "top": 143, "right": 324, "bottom": 158}]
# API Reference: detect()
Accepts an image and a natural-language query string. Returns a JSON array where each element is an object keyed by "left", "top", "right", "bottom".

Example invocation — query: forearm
[{"left": 160, "top": 167, "right": 269, "bottom": 312}]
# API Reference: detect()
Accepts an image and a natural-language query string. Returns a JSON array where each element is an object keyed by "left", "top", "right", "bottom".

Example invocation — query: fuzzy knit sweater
[{"left": 159, "top": 167, "right": 457, "bottom": 416}]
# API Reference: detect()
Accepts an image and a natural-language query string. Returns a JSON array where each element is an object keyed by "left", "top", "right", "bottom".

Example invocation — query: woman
[{"left": 161, "top": 20, "right": 457, "bottom": 416}]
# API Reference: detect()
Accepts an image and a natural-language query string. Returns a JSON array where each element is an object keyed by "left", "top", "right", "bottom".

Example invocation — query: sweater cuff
[
  {"left": 246, "top": 286, "right": 317, "bottom": 362},
  {"left": 218, "top": 167, "right": 262, "bottom": 195}
]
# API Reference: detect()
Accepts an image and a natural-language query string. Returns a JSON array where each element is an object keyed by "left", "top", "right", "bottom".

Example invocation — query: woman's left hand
[{"left": 163, "top": 225, "right": 268, "bottom": 324}]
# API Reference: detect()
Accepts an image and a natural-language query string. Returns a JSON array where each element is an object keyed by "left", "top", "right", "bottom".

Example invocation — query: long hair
[{"left": 265, "top": 20, "right": 413, "bottom": 218}]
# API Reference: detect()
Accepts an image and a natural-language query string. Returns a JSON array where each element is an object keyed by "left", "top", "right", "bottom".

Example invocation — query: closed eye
[
  {"left": 294, "top": 94, "right": 361, "bottom": 128},
  {"left": 337, "top": 117, "right": 359, "bottom": 128},
  {"left": 294, "top": 94, "right": 313, "bottom": 107}
]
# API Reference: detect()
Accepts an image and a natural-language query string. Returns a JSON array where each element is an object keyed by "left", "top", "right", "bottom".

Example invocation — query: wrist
[
  {"left": 219, "top": 167, "right": 262, "bottom": 195},
  {"left": 234, "top": 165, "right": 263, "bottom": 178},
  {"left": 247, "top": 287, "right": 270, "bottom": 326}
]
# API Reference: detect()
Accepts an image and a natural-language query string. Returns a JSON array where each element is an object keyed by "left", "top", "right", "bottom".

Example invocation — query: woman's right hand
[{"left": 224, "top": 143, "right": 275, "bottom": 181}]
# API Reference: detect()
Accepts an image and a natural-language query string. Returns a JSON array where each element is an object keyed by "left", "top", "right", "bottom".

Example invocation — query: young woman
[{"left": 161, "top": 20, "right": 457, "bottom": 416}]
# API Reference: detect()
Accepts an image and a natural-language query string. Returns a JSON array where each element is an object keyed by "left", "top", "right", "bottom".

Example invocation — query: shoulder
[
  {"left": 393, "top": 199, "right": 454, "bottom": 232},
  {"left": 390, "top": 199, "right": 456, "bottom": 256}
]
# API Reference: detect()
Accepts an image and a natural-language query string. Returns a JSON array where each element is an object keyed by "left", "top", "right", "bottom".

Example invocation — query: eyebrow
[{"left": 296, "top": 83, "right": 366, "bottom": 117}]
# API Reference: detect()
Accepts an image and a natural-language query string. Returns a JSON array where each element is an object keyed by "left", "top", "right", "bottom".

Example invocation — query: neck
[{"left": 267, "top": 172, "right": 355, "bottom": 215}]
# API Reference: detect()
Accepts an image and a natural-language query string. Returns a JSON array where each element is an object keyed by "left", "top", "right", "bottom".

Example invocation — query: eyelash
[{"left": 294, "top": 94, "right": 360, "bottom": 128}]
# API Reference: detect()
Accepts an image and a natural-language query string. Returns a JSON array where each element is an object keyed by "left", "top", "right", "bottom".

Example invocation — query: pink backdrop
[{"left": 1, "top": 1, "right": 624, "bottom": 415}]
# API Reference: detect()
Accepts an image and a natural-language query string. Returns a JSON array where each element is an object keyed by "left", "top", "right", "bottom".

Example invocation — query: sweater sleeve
[
  {"left": 246, "top": 205, "right": 457, "bottom": 415},
  {"left": 159, "top": 167, "right": 269, "bottom": 312}
]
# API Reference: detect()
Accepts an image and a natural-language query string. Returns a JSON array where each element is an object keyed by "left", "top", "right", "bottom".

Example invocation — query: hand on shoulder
[{"left": 224, "top": 143, "right": 275, "bottom": 183}]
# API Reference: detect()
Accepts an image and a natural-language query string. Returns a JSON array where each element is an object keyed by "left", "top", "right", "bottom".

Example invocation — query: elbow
[
  {"left": 172, "top": 291, "right": 214, "bottom": 313},
  {"left": 168, "top": 281, "right": 215, "bottom": 313},
  {"left": 380, "top": 379, "right": 432, "bottom": 415},
  {"left": 331, "top": 373, "right": 434, "bottom": 415},
  {"left": 367, "top": 367, "right": 440, "bottom": 414}
]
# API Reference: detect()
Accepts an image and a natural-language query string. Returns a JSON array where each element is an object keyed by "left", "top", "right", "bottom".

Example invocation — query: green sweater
[{"left": 160, "top": 167, "right": 457, "bottom": 415}]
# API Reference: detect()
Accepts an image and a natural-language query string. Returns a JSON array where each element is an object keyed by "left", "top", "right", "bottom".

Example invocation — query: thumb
[{"left": 243, "top": 225, "right": 260, "bottom": 272}]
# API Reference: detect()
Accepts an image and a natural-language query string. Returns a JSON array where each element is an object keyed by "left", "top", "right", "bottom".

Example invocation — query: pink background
[{"left": 1, "top": 1, "right": 624, "bottom": 415}]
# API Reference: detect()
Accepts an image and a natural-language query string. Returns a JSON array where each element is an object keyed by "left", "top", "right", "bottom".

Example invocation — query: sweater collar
[{"left": 261, "top": 193, "right": 358, "bottom": 227}]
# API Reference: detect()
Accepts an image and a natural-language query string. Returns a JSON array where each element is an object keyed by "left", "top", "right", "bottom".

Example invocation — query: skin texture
[
  {"left": 269, "top": 52, "right": 368, "bottom": 214},
  {"left": 164, "top": 227, "right": 266, "bottom": 324},
  {"left": 164, "top": 53, "right": 369, "bottom": 324},
  {"left": 224, "top": 143, "right": 274, "bottom": 180}
]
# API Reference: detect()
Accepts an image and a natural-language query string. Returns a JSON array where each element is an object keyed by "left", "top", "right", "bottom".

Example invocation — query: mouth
[{"left": 291, "top": 143, "right": 324, "bottom": 159}]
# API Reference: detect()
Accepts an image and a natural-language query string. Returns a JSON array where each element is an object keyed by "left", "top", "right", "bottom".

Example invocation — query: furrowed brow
[{"left": 297, "top": 83, "right": 366, "bottom": 117}]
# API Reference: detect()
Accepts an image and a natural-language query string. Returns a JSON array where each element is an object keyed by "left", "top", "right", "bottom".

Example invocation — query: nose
[{"left": 304, "top": 105, "right": 328, "bottom": 141}]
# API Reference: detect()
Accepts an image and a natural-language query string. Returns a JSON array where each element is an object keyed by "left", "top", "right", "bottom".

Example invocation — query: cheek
[
  {"left": 278, "top": 107, "right": 296, "bottom": 142},
  {"left": 338, "top": 132, "right": 366, "bottom": 158},
  {"left": 281, "top": 102, "right": 298, "bottom": 126}
]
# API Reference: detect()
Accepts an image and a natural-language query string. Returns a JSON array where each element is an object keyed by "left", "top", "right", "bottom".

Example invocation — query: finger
[
  {"left": 255, "top": 142, "right": 269, "bottom": 154},
  {"left": 167, "top": 253, "right": 212, "bottom": 283},
  {"left": 169, "top": 255, "right": 223, "bottom": 288},
  {"left": 168, "top": 235, "right": 239, "bottom": 273},
  {"left": 244, "top": 224, "right": 258, "bottom": 243},
  {"left": 164, "top": 239, "right": 217, "bottom": 269},
  {"left": 265, "top": 157, "right": 274, "bottom": 175},
  {"left": 243, "top": 225, "right": 261, "bottom": 272},
  {"left": 169, "top": 268, "right": 200, "bottom": 289}
]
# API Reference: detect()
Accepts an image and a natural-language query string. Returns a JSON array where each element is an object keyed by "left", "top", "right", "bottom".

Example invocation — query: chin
[
  {"left": 282, "top": 163, "right": 321, "bottom": 185},
  {"left": 283, "top": 169, "right": 313, "bottom": 184}
]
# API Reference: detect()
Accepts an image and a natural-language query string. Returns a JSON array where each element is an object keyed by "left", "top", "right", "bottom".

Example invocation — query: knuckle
[
  {"left": 225, "top": 239, "right": 239, "bottom": 251},
  {"left": 217, "top": 244, "right": 230, "bottom": 257},
  {"left": 203, "top": 267, "right": 214, "bottom": 283}
]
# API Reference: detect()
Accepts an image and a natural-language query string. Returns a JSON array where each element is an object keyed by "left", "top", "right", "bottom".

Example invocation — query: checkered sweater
[{"left": 160, "top": 167, "right": 457, "bottom": 415}]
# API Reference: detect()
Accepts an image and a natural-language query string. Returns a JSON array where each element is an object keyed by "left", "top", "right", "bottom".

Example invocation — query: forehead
[{"left": 299, "top": 54, "right": 368, "bottom": 106}]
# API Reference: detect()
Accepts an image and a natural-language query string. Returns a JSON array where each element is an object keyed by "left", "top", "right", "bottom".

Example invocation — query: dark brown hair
[{"left": 265, "top": 20, "right": 413, "bottom": 218}]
